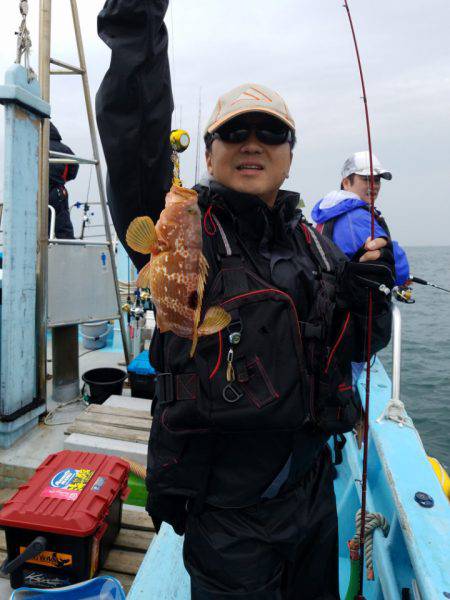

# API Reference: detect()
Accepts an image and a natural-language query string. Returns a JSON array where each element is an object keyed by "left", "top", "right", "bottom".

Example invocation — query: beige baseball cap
[{"left": 204, "top": 83, "right": 295, "bottom": 136}]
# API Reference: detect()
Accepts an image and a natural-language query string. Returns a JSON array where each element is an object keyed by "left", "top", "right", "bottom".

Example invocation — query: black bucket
[{"left": 81, "top": 368, "right": 127, "bottom": 405}]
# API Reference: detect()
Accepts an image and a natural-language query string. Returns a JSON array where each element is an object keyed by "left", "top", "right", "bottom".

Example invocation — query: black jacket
[
  {"left": 96, "top": 0, "right": 393, "bottom": 510},
  {"left": 49, "top": 122, "right": 79, "bottom": 188}
]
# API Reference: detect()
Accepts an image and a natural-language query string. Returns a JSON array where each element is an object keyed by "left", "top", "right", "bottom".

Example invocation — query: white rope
[
  {"left": 351, "top": 508, "right": 389, "bottom": 580},
  {"left": 15, "top": 0, "right": 35, "bottom": 80},
  {"left": 43, "top": 396, "right": 85, "bottom": 426},
  {"left": 376, "top": 398, "right": 414, "bottom": 428}
]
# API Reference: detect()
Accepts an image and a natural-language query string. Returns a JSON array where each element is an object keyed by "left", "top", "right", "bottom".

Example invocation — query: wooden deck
[
  {"left": 66, "top": 403, "right": 151, "bottom": 446},
  {"left": 64, "top": 396, "right": 151, "bottom": 465}
]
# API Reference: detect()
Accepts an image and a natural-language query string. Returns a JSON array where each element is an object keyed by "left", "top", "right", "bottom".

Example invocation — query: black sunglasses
[{"left": 210, "top": 118, "right": 294, "bottom": 146}]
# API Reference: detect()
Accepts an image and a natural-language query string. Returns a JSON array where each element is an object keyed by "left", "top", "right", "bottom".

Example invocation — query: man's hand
[
  {"left": 339, "top": 237, "right": 395, "bottom": 308},
  {"left": 358, "top": 236, "right": 387, "bottom": 263}
]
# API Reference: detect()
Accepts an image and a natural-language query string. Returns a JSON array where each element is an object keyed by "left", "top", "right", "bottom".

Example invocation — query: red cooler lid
[{"left": 0, "top": 450, "right": 130, "bottom": 536}]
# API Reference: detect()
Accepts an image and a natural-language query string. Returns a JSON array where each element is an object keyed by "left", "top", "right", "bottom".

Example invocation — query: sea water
[{"left": 378, "top": 246, "right": 450, "bottom": 469}]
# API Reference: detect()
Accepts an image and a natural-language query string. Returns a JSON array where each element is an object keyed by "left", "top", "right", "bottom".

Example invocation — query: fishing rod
[
  {"left": 410, "top": 275, "right": 450, "bottom": 294},
  {"left": 395, "top": 275, "right": 450, "bottom": 304},
  {"left": 342, "top": 2, "right": 376, "bottom": 598}
]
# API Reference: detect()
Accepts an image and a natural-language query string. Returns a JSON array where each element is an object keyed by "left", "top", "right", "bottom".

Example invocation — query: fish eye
[{"left": 187, "top": 207, "right": 197, "bottom": 215}]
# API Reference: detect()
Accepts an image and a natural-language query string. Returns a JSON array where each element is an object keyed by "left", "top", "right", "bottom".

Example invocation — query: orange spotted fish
[{"left": 126, "top": 185, "right": 231, "bottom": 356}]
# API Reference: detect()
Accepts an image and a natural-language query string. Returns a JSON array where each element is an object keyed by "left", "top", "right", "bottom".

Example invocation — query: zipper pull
[{"left": 226, "top": 348, "right": 235, "bottom": 382}]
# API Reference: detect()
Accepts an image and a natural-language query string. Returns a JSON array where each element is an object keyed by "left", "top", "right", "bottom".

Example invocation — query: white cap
[
  {"left": 204, "top": 83, "right": 295, "bottom": 136},
  {"left": 341, "top": 151, "right": 392, "bottom": 181}
]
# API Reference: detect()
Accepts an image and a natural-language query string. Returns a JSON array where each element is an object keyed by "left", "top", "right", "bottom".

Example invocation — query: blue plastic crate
[
  {"left": 127, "top": 351, "right": 156, "bottom": 399},
  {"left": 127, "top": 351, "right": 156, "bottom": 376}
]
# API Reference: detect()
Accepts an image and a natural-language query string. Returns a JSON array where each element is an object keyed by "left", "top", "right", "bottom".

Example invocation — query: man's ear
[
  {"left": 205, "top": 149, "right": 213, "bottom": 175},
  {"left": 284, "top": 149, "right": 293, "bottom": 178},
  {"left": 342, "top": 177, "right": 350, "bottom": 190}
]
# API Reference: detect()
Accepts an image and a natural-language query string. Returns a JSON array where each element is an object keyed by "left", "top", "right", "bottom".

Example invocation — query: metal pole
[
  {"left": 37, "top": 0, "right": 52, "bottom": 405},
  {"left": 391, "top": 305, "right": 402, "bottom": 402},
  {"left": 70, "top": 0, "right": 130, "bottom": 363}
]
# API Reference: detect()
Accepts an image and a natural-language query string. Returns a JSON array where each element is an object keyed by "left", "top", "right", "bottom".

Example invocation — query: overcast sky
[{"left": 0, "top": 0, "right": 449, "bottom": 246}]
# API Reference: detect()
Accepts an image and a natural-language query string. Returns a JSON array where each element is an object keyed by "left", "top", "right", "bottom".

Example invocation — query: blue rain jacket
[{"left": 311, "top": 191, "right": 409, "bottom": 285}]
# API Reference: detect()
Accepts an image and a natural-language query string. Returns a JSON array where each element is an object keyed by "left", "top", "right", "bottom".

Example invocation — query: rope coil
[
  {"left": 376, "top": 398, "right": 414, "bottom": 428},
  {"left": 15, "top": 0, "right": 35, "bottom": 80},
  {"left": 349, "top": 509, "right": 389, "bottom": 580}
]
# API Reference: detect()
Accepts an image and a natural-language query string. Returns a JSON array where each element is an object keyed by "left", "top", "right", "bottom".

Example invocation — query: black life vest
[{"left": 146, "top": 210, "right": 361, "bottom": 509}]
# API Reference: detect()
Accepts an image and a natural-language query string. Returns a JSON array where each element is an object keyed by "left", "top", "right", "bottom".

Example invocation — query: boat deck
[{"left": 0, "top": 332, "right": 154, "bottom": 597}]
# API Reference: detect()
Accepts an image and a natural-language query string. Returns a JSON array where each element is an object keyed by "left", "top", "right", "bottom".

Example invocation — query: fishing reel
[
  {"left": 394, "top": 284, "right": 415, "bottom": 304},
  {"left": 170, "top": 129, "right": 190, "bottom": 153},
  {"left": 170, "top": 129, "right": 190, "bottom": 187}
]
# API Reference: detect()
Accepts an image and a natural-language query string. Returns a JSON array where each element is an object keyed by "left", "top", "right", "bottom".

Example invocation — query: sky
[{"left": 0, "top": 0, "right": 449, "bottom": 246}]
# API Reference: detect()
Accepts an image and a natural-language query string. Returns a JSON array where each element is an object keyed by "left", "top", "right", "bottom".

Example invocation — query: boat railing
[
  {"left": 391, "top": 304, "right": 402, "bottom": 403},
  {"left": 49, "top": 150, "right": 97, "bottom": 165},
  {"left": 48, "top": 204, "right": 56, "bottom": 241}
]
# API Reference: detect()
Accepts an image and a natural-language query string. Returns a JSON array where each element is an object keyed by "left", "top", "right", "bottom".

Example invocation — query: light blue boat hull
[{"left": 128, "top": 358, "right": 450, "bottom": 599}]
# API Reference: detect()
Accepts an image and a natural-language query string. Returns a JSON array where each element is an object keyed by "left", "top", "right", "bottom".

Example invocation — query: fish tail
[{"left": 190, "top": 252, "right": 209, "bottom": 357}]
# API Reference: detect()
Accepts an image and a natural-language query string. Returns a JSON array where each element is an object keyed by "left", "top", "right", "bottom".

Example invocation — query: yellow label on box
[{"left": 20, "top": 547, "right": 73, "bottom": 569}]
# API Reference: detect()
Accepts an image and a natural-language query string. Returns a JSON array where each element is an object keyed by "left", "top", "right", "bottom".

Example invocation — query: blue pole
[{"left": 0, "top": 64, "right": 50, "bottom": 447}]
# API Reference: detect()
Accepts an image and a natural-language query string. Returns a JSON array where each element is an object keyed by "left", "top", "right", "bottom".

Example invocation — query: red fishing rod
[{"left": 342, "top": 2, "right": 376, "bottom": 598}]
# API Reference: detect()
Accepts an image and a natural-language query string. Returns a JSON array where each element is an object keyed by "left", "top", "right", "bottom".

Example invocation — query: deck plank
[
  {"left": 64, "top": 432, "right": 148, "bottom": 465},
  {"left": 0, "top": 464, "right": 35, "bottom": 486},
  {"left": 65, "top": 421, "right": 150, "bottom": 444},
  {"left": 115, "top": 528, "right": 154, "bottom": 552},
  {"left": 74, "top": 411, "right": 151, "bottom": 431},
  {"left": 0, "top": 488, "right": 17, "bottom": 509},
  {"left": 122, "top": 508, "right": 154, "bottom": 531},
  {"left": 85, "top": 404, "right": 151, "bottom": 421},
  {"left": 104, "top": 549, "right": 145, "bottom": 575}
]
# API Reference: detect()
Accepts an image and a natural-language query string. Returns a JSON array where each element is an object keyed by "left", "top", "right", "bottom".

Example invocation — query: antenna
[{"left": 194, "top": 87, "right": 202, "bottom": 184}]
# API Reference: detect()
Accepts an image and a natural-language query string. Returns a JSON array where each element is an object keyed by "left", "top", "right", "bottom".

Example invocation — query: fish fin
[
  {"left": 189, "top": 335, "right": 198, "bottom": 358},
  {"left": 190, "top": 253, "right": 210, "bottom": 357},
  {"left": 355, "top": 419, "right": 364, "bottom": 449},
  {"left": 198, "top": 306, "right": 232, "bottom": 336},
  {"left": 126, "top": 217, "right": 157, "bottom": 254},
  {"left": 136, "top": 261, "right": 152, "bottom": 289}
]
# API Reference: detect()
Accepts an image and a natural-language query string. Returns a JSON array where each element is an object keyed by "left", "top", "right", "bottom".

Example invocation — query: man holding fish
[{"left": 96, "top": 2, "right": 394, "bottom": 598}]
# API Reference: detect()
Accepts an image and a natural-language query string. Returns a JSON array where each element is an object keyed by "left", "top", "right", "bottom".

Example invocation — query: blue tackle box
[{"left": 127, "top": 351, "right": 156, "bottom": 399}]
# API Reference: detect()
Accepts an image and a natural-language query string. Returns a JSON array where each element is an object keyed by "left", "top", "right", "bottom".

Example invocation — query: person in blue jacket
[{"left": 312, "top": 151, "right": 410, "bottom": 285}]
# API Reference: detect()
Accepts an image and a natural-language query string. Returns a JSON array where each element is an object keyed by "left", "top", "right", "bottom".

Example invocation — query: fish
[{"left": 126, "top": 185, "right": 231, "bottom": 356}]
